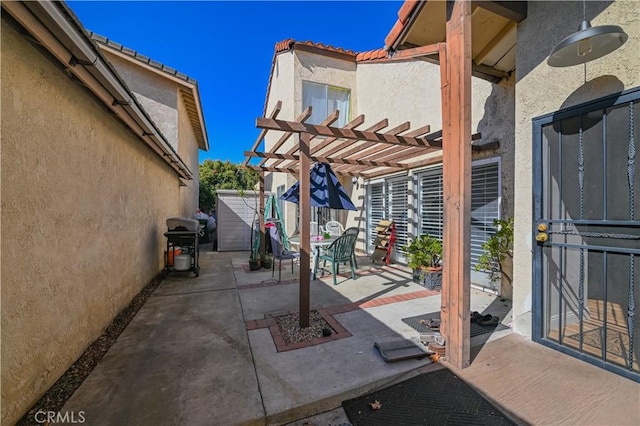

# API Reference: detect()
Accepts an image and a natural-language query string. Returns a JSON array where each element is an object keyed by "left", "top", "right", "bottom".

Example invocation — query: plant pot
[
  {"left": 249, "top": 259, "right": 262, "bottom": 271},
  {"left": 412, "top": 268, "right": 442, "bottom": 290},
  {"left": 261, "top": 257, "right": 273, "bottom": 269}
]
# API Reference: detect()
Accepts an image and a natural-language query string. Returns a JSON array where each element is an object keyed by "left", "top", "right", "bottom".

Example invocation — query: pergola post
[
  {"left": 442, "top": 0, "right": 472, "bottom": 369},
  {"left": 299, "top": 133, "right": 311, "bottom": 327}
]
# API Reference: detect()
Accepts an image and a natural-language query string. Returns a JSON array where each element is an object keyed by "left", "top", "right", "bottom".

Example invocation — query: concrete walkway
[{"left": 63, "top": 248, "right": 640, "bottom": 425}]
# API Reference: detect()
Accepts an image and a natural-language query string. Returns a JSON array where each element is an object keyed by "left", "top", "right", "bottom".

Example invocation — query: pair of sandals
[
  {"left": 419, "top": 318, "right": 441, "bottom": 331},
  {"left": 470, "top": 311, "right": 500, "bottom": 326}
]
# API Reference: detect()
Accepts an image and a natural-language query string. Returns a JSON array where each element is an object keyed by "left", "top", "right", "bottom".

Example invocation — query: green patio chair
[
  {"left": 341, "top": 227, "right": 360, "bottom": 268},
  {"left": 313, "top": 232, "right": 358, "bottom": 285}
]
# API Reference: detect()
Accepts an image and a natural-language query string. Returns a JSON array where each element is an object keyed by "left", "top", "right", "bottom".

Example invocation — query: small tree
[{"left": 475, "top": 217, "right": 514, "bottom": 285}]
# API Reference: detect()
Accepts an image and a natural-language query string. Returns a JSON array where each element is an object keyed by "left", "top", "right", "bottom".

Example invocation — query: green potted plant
[
  {"left": 402, "top": 234, "right": 443, "bottom": 290},
  {"left": 249, "top": 247, "right": 262, "bottom": 271},
  {"left": 475, "top": 217, "right": 514, "bottom": 299}
]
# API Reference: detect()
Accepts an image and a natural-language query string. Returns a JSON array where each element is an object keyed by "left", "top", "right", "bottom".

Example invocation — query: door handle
[{"left": 536, "top": 223, "right": 548, "bottom": 243}]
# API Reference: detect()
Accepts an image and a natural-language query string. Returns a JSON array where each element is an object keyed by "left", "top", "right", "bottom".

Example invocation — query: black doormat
[
  {"left": 402, "top": 312, "right": 509, "bottom": 338},
  {"left": 342, "top": 368, "right": 516, "bottom": 425}
]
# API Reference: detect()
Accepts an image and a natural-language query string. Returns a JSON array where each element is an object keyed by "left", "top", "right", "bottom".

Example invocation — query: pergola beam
[
  {"left": 243, "top": 101, "right": 281, "bottom": 165},
  {"left": 256, "top": 117, "right": 437, "bottom": 148},
  {"left": 259, "top": 106, "right": 313, "bottom": 166},
  {"left": 273, "top": 114, "right": 369, "bottom": 168},
  {"left": 245, "top": 151, "right": 408, "bottom": 169}
]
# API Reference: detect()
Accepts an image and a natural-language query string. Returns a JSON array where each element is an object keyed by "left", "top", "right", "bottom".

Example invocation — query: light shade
[{"left": 547, "top": 20, "right": 628, "bottom": 67}]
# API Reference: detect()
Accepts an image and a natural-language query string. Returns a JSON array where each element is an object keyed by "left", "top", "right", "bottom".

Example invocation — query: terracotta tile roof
[
  {"left": 274, "top": 38, "right": 357, "bottom": 56},
  {"left": 274, "top": 38, "right": 389, "bottom": 63},
  {"left": 384, "top": 0, "right": 422, "bottom": 49},
  {"left": 355, "top": 48, "right": 389, "bottom": 62}
]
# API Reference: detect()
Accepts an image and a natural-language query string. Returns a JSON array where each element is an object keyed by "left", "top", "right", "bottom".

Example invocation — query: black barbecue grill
[{"left": 164, "top": 217, "right": 202, "bottom": 276}]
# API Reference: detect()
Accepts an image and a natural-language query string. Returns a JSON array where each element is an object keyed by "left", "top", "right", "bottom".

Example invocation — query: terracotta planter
[{"left": 412, "top": 268, "right": 442, "bottom": 290}]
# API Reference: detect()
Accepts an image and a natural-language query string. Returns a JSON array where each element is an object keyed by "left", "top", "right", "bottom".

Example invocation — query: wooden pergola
[{"left": 243, "top": 1, "right": 496, "bottom": 370}]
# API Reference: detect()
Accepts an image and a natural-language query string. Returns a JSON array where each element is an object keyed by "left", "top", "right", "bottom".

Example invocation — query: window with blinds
[
  {"left": 416, "top": 159, "right": 500, "bottom": 271},
  {"left": 367, "top": 182, "right": 385, "bottom": 251},
  {"left": 387, "top": 178, "right": 409, "bottom": 261},
  {"left": 470, "top": 161, "right": 500, "bottom": 266}
]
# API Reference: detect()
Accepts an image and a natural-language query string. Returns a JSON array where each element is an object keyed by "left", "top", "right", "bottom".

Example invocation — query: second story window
[{"left": 302, "top": 81, "right": 350, "bottom": 128}]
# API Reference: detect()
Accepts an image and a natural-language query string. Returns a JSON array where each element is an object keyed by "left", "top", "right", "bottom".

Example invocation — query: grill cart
[{"left": 164, "top": 217, "right": 202, "bottom": 277}]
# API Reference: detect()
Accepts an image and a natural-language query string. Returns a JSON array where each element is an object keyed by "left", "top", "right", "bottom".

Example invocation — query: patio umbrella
[{"left": 279, "top": 163, "right": 357, "bottom": 211}]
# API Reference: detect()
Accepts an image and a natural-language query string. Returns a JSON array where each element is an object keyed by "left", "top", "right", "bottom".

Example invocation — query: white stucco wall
[{"left": 512, "top": 0, "right": 640, "bottom": 337}]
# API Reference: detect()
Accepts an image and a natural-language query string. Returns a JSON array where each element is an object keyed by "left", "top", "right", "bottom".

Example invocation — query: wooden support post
[
  {"left": 259, "top": 171, "right": 266, "bottom": 256},
  {"left": 299, "top": 133, "right": 311, "bottom": 328},
  {"left": 442, "top": 0, "right": 472, "bottom": 369}
]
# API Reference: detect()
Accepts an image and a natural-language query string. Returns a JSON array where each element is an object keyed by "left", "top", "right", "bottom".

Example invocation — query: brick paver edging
[{"left": 244, "top": 288, "right": 439, "bottom": 352}]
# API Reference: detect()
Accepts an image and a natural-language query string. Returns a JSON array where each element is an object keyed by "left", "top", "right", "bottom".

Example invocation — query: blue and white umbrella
[{"left": 279, "top": 163, "right": 357, "bottom": 211}]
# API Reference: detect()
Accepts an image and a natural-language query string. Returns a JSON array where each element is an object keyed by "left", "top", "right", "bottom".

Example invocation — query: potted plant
[
  {"left": 249, "top": 248, "right": 262, "bottom": 271},
  {"left": 260, "top": 252, "right": 273, "bottom": 269},
  {"left": 403, "top": 234, "right": 443, "bottom": 290},
  {"left": 475, "top": 217, "right": 514, "bottom": 299}
]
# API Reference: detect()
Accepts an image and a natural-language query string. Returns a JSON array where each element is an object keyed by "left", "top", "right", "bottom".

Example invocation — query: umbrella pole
[{"left": 299, "top": 134, "right": 311, "bottom": 328}]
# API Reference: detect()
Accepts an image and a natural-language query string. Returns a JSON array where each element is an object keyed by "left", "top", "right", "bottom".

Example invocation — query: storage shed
[{"left": 216, "top": 190, "right": 269, "bottom": 251}]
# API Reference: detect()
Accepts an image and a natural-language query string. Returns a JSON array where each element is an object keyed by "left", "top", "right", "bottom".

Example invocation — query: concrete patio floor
[{"left": 62, "top": 246, "right": 640, "bottom": 425}]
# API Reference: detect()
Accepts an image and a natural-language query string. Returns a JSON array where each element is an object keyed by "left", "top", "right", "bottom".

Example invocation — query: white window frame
[{"left": 302, "top": 81, "right": 351, "bottom": 127}]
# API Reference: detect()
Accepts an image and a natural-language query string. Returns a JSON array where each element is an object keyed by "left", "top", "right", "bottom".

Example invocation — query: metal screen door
[{"left": 533, "top": 87, "right": 640, "bottom": 382}]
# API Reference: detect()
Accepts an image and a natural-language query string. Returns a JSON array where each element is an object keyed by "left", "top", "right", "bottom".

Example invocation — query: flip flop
[
  {"left": 428, "top": 318, "right": 441, "bottom": 331},
  {"left": 478, "top": 315, "right": 500, "bottom": 326}
]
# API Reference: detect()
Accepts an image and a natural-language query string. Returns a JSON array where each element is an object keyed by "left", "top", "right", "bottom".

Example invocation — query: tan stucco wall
[
  {"left": 512, "top": 0, "right": 640, "bottom": 337},
  {"left": 103, "top": 52, "right": 180, "bottom": 151},
  {"left": 354, "top": 60, "right": 514, "bottom": 255},
  {"left": 264, "top": 52, "right": 297, "bottom": 235},
  {"left": 177, "top": 92, "right": 200, "bottom": 215},
  {"left": 1, "top": 22, "right": 197, "bottom": 425}
]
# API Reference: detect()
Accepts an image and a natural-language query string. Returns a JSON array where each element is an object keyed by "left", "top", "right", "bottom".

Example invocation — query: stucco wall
[
  {"left": 512, "top": 0, "right": 640, "bottom": 337},
  {"left": 104, "top": 52, "right": 180, "bottom": 151},
  {"left": 1, "top": 22, "right": 196, "bottom": 425},
  {"left": 177, "top": 91, "right": 200, "bottom": 216},
  {"left": 264, "top": 52, "right": 297, "bottom": 236}
]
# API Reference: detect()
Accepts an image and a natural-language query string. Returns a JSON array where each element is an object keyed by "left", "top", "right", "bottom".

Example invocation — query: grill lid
[{"left": 166, "top": 217, "right": 199, "bottom": 232}]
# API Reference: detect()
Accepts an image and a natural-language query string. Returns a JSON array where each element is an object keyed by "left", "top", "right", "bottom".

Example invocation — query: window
[
  {"left": 302, "top": 81, "right": 350, "bottom": 127},
  {"left": 415, "top": 159, "right": 501, "bottom": 287}
]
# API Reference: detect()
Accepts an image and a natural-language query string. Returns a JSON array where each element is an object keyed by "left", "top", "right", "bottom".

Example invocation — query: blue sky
[{"left": 68, "top": 1, "right": 403, "bottom": 164}]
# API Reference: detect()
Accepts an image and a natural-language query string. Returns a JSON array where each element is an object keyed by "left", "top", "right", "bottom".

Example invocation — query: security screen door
[{"left": 532, "top": 87, "right": 640, "bottom": 382}]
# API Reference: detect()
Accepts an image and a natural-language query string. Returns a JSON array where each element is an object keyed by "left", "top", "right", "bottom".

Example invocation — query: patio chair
[
  {"left": 270, "top": 226, "right": 300, "bottom": 282},
  {"left": 313, "top": 232, "right": 358, "bottom": 285},
  {"left": 342, "top": 226, "right": 360, "bottom": 268},
  {"left": 324, "top": 220, "right": 344, "bottom": 236}
]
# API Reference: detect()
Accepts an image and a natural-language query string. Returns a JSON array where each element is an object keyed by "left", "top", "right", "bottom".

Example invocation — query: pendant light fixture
[{"left": 547, "top": 0, "right": 627, "bottom": 67}]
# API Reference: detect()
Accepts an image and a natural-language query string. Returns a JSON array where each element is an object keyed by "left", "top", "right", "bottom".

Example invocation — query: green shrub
[
  {"left": 475, "top": 217, "right": 514, "bottom": 283},
  {"left": 402, "top": 234, "right": 442, "bottom": 270}
]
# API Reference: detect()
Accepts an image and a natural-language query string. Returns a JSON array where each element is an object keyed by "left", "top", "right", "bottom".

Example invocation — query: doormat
[
  {"left": 402, "top": 312, "right": 509, "bottom": 338},
  {"left": 374, "top": 338, "right": 429, "bottom": 362},
  {"left": 566, "top": 327, "right": 628, "bottom": 358},
  {"left": 342, "top": 367, "right": 516, "bottom": 425}
]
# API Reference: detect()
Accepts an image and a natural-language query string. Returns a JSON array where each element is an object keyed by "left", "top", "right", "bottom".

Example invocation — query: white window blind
[
  {"left": 367, "top": 182, "right": 385, "bottom": 252},
  {"left": 302, "top": 81, "right": 350, "bottom": 127},
  {"left": 470, "top": 162, "right": 500, "bottom": 266},
  {"left": 387, "top": 178, "right": 409, "bottom": 261},
  {"left": 416, "top": 160, "right": 500, "bottom": 269}
]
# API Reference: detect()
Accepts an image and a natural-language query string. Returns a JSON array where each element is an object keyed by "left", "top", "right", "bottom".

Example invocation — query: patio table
[{"left": 288, "top": 235, "right": 339, "bottom": 279}]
